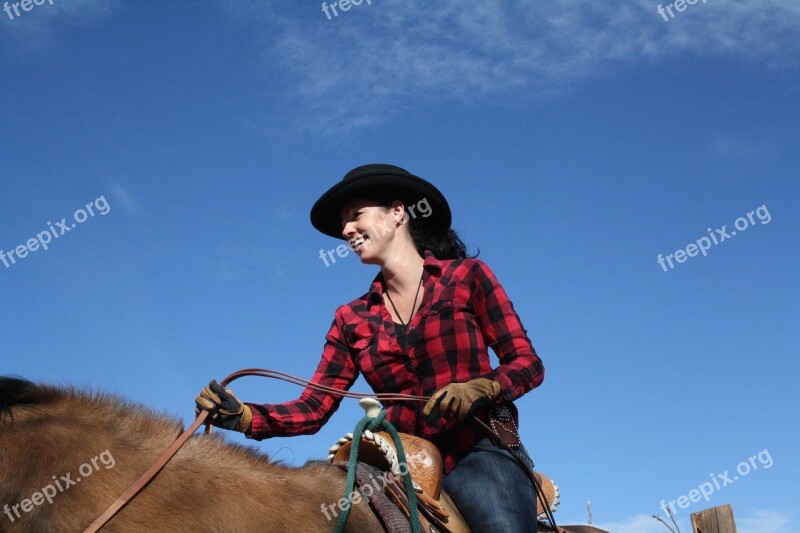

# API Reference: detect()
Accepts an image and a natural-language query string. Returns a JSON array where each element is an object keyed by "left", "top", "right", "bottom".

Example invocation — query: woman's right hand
[{"left": 195, "top": 380, "right": 252, "bottom": 432}]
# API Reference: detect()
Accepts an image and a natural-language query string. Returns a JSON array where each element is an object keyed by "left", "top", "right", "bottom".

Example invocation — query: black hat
[{"left": 310, "top": 164, "right": 452, "bottom": 239}]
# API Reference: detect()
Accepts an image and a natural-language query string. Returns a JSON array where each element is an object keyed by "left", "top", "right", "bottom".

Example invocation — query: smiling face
[{"left": 340, "top": 198, "right": 406, "bottom": 264}]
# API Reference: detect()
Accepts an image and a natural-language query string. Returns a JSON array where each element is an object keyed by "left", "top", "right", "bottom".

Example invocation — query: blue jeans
[{"left": 442, "top": 438, "right": 538, "bottom": 532}]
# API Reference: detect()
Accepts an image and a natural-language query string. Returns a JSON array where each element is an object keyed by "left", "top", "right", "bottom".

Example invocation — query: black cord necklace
[{"left": 384, "top": 273, "right": 424, "bottom": 326}]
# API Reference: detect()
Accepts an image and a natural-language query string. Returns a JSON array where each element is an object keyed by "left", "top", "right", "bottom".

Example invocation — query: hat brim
[{"left": 310, "top": 169, "right": 451, "bottom": 239}]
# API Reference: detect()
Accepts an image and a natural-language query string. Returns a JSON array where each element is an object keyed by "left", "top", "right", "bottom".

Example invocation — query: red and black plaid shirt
[{"left": 245, "top": 251, "right": 544, "bottom": 472}]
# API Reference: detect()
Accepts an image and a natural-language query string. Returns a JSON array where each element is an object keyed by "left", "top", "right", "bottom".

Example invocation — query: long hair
[
  {"left": 408, "top": 223, "right": 476, "bottom": 260},
  {"left": 378, "top": 201, "right": 478, "bottom": 260}
]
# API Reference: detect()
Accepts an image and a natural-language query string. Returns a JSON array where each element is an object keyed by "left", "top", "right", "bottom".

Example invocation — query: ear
[{"left": 390, "top": 200, "right": 406, "bottom": 224}]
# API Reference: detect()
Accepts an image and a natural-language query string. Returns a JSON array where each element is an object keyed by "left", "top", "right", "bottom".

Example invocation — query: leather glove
[
  {"left": 422, "top": 378, "right": 502, "bottom": 422},
  {"left": 195, "top": 380, "right": 252, "bottom": 432}
]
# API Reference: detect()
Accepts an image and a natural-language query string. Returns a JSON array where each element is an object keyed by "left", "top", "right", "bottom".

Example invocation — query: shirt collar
[{"left": 367, "top": 250, "right": 443, "bottom": 302}]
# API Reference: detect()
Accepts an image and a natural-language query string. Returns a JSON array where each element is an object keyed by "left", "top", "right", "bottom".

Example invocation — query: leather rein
[{"left": 83, "top": 368, "right": 558, "bottom": 532}]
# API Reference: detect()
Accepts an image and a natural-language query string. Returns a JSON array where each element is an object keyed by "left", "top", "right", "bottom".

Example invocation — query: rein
[
  {"left": 82, "top": 368, "right": 558, "bottom": 532},
  {"left": 472, "top": 416, "right": 560, "bottom": 531}
]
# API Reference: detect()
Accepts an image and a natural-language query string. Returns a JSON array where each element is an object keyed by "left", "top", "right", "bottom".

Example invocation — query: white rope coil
[{"left": 326, "top": 430, "right": 402, "bottom": 474}]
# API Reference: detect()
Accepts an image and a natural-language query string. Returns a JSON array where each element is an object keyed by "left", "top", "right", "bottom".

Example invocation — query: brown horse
[{"left": 0, "top": 377, "right": 607, "bottom": 532}]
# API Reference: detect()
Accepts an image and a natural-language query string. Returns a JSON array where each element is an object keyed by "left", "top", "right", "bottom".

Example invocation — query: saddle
[{"left": 327, "top": 429, "right": 561, "bottom": 532}]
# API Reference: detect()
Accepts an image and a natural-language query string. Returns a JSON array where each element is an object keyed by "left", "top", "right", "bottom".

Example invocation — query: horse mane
[
  {"left": 0, "top": 375, "right": 176, "bottom": 424},
  {"left": 0, "top": 375, "right": 281, "bottom": 470},
  {"left": 0, "top": 376, "right": 62, "bottom": 420}
]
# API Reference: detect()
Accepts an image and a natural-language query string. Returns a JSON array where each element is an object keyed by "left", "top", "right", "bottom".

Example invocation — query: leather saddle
[{"left": 327, "top": 430, "right": 560, "bottom": 532}]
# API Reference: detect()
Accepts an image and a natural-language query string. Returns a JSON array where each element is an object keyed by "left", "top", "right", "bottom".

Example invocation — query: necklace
[{"left": 384, "top": 273, "right": 424, "bottom": 326}]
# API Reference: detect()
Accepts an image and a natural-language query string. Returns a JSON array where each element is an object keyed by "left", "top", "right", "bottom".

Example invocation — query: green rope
[{"left": 335, "top": 410, "right": 422, "bottom": 533}]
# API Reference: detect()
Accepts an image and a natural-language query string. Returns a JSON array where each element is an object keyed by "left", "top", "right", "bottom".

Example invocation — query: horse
[{"left": 0, "top": 376, "right": 607, "bottom": 532}]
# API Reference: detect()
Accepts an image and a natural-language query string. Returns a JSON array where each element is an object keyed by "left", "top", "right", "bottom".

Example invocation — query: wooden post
[{"left": 691, "top": 504, "right": 737, "bottom": 533}]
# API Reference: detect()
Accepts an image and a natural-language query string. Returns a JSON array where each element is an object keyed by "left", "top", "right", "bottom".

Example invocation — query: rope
[{"left": 335, "top": 410, "right": 422, "bottom": 533}]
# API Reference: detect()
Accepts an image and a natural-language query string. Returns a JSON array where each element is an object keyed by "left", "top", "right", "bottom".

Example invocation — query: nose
[{"left": 342, "top": 221, "right": 357, "bottom": 239}]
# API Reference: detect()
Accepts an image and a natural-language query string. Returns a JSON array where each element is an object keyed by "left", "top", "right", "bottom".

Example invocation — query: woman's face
[{"left": 340, "top": 198, "right": 403, "bottom": 264}]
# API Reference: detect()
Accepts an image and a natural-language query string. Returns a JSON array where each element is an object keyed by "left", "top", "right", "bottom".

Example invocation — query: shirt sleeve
[
  {"left": 470, "top": 260, "right": 545, "bottom": 401},
  {"left": 244, "top": 311, "right": 359, "bottom": 439}
]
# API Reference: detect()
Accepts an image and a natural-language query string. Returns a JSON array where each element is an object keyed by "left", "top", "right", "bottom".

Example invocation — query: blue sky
[{"left": 1, "top": 1, "right": 798, "bottom": 531}]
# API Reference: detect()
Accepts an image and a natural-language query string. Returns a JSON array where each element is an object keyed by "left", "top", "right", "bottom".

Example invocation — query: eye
[{"left": 341, "top": 210, "right": 362, "bottom": 228}]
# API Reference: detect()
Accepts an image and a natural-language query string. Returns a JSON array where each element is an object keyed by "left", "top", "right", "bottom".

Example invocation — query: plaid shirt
[{"left": 246, "top": 251, "right": 544, "bottom": 472}]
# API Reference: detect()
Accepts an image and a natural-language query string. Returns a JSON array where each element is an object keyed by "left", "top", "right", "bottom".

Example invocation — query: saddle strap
[
  {"left": 334, "top": 461, "right": 413, "bottom": 533},
  {"left": 388, "top": 480, "right": 455, "bottom": 533},
  {"left": 416, "top": 490, "right": 449, "bottom": 522},
  {"left": 384, "top": 474, "right": 433, "bottom": 533}
]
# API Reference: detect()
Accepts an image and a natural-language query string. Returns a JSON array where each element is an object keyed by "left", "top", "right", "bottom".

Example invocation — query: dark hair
[{"left": 378, "top": 201, "right": 477, "bottom": 260}]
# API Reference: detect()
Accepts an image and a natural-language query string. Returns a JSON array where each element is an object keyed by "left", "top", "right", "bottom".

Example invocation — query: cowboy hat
[{"left": 310, "top": 164, "right": 452, "bottom": 239}]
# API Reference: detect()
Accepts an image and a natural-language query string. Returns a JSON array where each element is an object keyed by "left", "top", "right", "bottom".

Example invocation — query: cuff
[
  {"left": 243, "top": 403, "right": 271, "bottom": 440},
  {"left": 238, "top": 404, "right": 253, "bottom": 433},
  {"left": 485, "top": 371, "right": 518, "bottom": 402}
]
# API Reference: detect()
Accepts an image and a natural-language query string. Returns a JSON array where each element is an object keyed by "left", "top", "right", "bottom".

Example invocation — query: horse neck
[{"left": 1, "top": 390, "right": 381, "bottom": 531}]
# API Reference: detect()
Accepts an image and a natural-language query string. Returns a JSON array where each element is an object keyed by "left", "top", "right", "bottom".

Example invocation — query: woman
[{"left": 196, "top": 164, "right": 545, "bottom": 532}]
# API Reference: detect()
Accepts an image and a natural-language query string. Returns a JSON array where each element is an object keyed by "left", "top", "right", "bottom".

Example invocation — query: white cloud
[
  {"left": 1, "top": 0, "right": 120, "bottom": 47},
  {"left": 595, "top": 513, "right": 682, "bottom": 533},
  {"left": 227, "top": 0, "right": 800, "bottom": 132},
  {"left": 596, "top": 509, "right": 792, "bottom": 533},
  {"left": 709, "top": 134, "right": 773, "bottom": 159},
  {"left": 110, "top": 183, "right": 140, "bottom": 215},
  {"left": 737, "top": 509, "right": 792, "bottom": 533}
]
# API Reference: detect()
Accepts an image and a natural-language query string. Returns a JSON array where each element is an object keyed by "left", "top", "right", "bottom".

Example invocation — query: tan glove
[
  {"left": 422, "top": 378, "right": 502, "bottom": 422},
  {"left": 195, "top": 380, "right": 253, "bottom": 433}
]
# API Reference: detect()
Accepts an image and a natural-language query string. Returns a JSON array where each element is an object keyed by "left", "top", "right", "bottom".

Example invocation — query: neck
[{"left": 380, "top": 241, "right": 424, "bottom": 294}]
